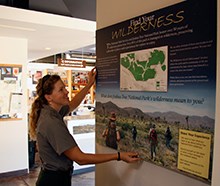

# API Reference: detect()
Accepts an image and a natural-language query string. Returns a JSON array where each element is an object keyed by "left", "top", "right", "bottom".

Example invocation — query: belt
[{"left": 41, "top": 167, "right": 73, "bottom": 176}]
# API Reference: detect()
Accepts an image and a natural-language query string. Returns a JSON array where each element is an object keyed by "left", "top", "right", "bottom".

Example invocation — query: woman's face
[{"left": 46, "top": 79, "right": 69, "bottom": 110}]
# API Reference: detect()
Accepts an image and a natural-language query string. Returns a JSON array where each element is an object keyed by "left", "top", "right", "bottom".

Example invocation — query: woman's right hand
[{"left": 88, "top": 67, "right": 97, "bottom": 85}]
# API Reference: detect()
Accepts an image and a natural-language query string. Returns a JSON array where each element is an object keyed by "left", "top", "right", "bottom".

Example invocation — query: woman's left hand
[{"left": 120, "top": 152, "right": 141, "bottom": 163}]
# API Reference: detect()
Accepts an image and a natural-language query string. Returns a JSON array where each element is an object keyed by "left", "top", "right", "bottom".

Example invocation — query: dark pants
[
  {"left": 166, "top": 138, "right": 171, "bottom": 147},
  {"left": 36, "top": 168, "right": 72, "bottom": 186},
  {"left": 150, "top": 143, "right": 156, "bottom": 159}
]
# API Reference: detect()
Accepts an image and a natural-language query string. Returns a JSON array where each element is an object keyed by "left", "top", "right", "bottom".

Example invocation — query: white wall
[
  {"left": 96, "top": 1, "right": 220, "bottom": 186},
  {"left": 0, "top": 37, "right": 29, "bottom": 173}
]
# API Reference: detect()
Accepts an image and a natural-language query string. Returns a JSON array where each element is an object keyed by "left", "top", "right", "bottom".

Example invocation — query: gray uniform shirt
[{"left": 37, "top": 105, "right": 77, "bottom": 171}]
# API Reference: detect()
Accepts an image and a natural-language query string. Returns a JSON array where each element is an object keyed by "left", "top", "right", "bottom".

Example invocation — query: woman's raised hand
[{"left": 88, "top": 67, "right": 97, "bottom": 85}]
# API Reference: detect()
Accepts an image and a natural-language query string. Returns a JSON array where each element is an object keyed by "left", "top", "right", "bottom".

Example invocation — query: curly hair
[{"left": 29, "top": 74, "right": 61, "bottom": 140}]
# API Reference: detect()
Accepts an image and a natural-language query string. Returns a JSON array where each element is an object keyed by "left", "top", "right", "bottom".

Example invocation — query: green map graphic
[{"left": 120, "top": 50, "right": 166, "bottom": 81}]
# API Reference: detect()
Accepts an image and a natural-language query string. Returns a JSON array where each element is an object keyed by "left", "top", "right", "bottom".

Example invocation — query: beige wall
[
  {"left": 0, "top": 37, "right": 29, "bottom": 173},
  {"left": 211, "top": 1, "right": 220, "bottom": 185},
  {"left": 96, "top": 1, "right": 220, "bottom": 186},
  {"left": 96, "top": 0, "right": 183, "bottom": 29}
]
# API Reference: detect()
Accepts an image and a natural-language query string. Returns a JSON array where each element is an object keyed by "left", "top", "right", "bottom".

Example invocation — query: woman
[{"left": 29, "top": 68, "right": 139, "bottom": 186}]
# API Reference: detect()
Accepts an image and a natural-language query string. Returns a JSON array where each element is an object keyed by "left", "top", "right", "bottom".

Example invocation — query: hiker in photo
[
  {"left": 148, "top": 124, "right": 157, "bottom": 160},
  {"left": 132, "top": 125, "right": 137, "bottom": 142},
  {"left": 165, "top": 126, "right": 172, "bottom": 148},
  {"left": 102, "top": 112, "right": 120, "bottom": 150}
]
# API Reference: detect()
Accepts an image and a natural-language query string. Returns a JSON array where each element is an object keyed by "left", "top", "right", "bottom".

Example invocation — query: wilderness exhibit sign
[{"left": 96, "top": 0, "right": 216, "bottom": 183}]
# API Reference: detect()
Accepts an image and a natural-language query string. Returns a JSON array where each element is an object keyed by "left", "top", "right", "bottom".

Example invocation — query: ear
[{"left": 44, "top": 94, "right": 53, "bottom": 102}]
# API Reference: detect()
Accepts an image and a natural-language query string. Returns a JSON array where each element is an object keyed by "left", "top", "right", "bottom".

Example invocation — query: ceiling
[
  {"left": 0, "top": 0, "right": 96, "bottom": 62},
  {"left": 29, "top": 0, "right": 96, "bottom": 21}
]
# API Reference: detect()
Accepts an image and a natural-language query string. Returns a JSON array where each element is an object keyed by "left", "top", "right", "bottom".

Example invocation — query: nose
[{"left": 65, "top": 88, "right": 69, "bottom": 94}]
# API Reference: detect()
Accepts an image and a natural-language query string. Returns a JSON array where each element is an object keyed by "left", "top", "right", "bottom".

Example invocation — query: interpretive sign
[{"left": 96, "top": 0, "right": 216, "bottom": 183}]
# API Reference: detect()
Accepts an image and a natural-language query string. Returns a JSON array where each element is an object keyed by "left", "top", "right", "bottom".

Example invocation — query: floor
[{"left": 0, "top": 163, "right": 95, "bottom": 186}]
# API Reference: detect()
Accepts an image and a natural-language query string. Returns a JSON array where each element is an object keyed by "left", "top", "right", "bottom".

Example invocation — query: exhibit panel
[{"left": 96, "top": 0, "right": 217, "bottom": 185}]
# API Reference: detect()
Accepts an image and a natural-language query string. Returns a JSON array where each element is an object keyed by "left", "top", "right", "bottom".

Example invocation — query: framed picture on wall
[
  {"left": 9, "top": 92, "right": 22, "bottom": 118},
  {"left": 2, "top": 67, "right": 12, "bottom": 75},
  {"left": 0, "top": 64, "right": 22, "bottom": 120}
]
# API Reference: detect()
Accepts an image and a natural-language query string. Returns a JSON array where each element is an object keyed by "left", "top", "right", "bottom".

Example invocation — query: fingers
[
  {"left": 90, "top": 67, "right": 97, "bottom": 78},
  {"left": 129, "top": 153, "right": 141, "bottom": 162},
  {"left": 90, "top": 67, "right": 96, "bottom": 75},
  {"left": 93, "top": 68, "right": 97, "bottom": 76},
  {"left": 88, "top": 67, "right": 97, "bottom": 85},
  {"left": 121, "top": 152, "right": 141, "bottom": 163},
  {"left": 92, "top": 66, "right": 96, "bottom": 72}
]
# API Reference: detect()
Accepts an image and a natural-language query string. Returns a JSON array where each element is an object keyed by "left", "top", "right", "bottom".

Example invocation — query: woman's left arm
[
  {"left": 68, "top": 67, "right": 96, "bottom": 112},
  {"left": 64, "top": 146, "right": 140, "bottom": 165}
]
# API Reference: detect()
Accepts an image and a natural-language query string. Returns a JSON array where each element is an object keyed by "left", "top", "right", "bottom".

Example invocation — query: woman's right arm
[{"left": 68, "top": 67, "right": 96, "bottom": 112}]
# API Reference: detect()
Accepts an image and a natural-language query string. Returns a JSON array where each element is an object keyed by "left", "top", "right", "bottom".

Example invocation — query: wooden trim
[
  {"left": 0, "top": 64, "right": 22, "bottom": 68},
  {"left": 0, "top": 118, "right": 22, "bottom": 121},
  {"left": 67, "top": 70, "right": 72, "bottom": 101}
]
